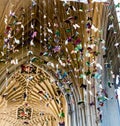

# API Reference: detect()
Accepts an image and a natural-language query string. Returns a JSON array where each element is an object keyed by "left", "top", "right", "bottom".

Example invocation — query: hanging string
[
  {"left": 43, "top": 0, "right": 47, "bottom": 54},
  {"left": 24, "top": 1, "right": 31, "bottom": 102},
  {"left": 21, "top": 2, "right": 25, "bottom": 62},
  {"left": 39, "top": 0, "right": 41, "bottom": 62}
]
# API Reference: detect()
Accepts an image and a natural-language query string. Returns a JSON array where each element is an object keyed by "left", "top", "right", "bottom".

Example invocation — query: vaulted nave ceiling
[
  {"left": 0, "top": 0, "right": 119, "bottom": 126},
  {"left": 0, "top": 63, "right": 65, "bottom": 126}
]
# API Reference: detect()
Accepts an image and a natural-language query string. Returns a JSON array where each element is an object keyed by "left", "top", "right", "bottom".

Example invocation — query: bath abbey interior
[{"left": 0, "top": 0, "right": 119, "bottom": 126}]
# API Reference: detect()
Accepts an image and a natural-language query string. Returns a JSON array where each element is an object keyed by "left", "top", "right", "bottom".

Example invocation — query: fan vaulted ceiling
[
  {"left": 0, "top": 0, "right": 119, "bottom": 126},
  {"left": 0, "top": 63, "right": 65, "bottom": 126}
]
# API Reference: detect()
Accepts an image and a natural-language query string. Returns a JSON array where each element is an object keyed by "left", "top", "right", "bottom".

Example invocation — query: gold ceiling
[{"left": 0, "top": 0, "right": 119, "bottom": 126}]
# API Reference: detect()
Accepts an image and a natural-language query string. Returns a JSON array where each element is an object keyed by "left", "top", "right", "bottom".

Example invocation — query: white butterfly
[{"left": 14, "top": 38, "right": 20, "bottom": 44}]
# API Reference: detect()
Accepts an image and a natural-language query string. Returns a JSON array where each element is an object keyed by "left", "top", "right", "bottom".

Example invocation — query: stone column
[{"left": 101, "top": 66, "right": 120, "bottom": 126}]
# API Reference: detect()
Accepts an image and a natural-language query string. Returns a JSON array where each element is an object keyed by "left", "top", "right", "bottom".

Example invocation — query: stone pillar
[
  {"left": 101, "top": 66, "right": 120, "bottom": 126},
  {"left": 70, "top": 97, "right": 77, "bottom": 126}
]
